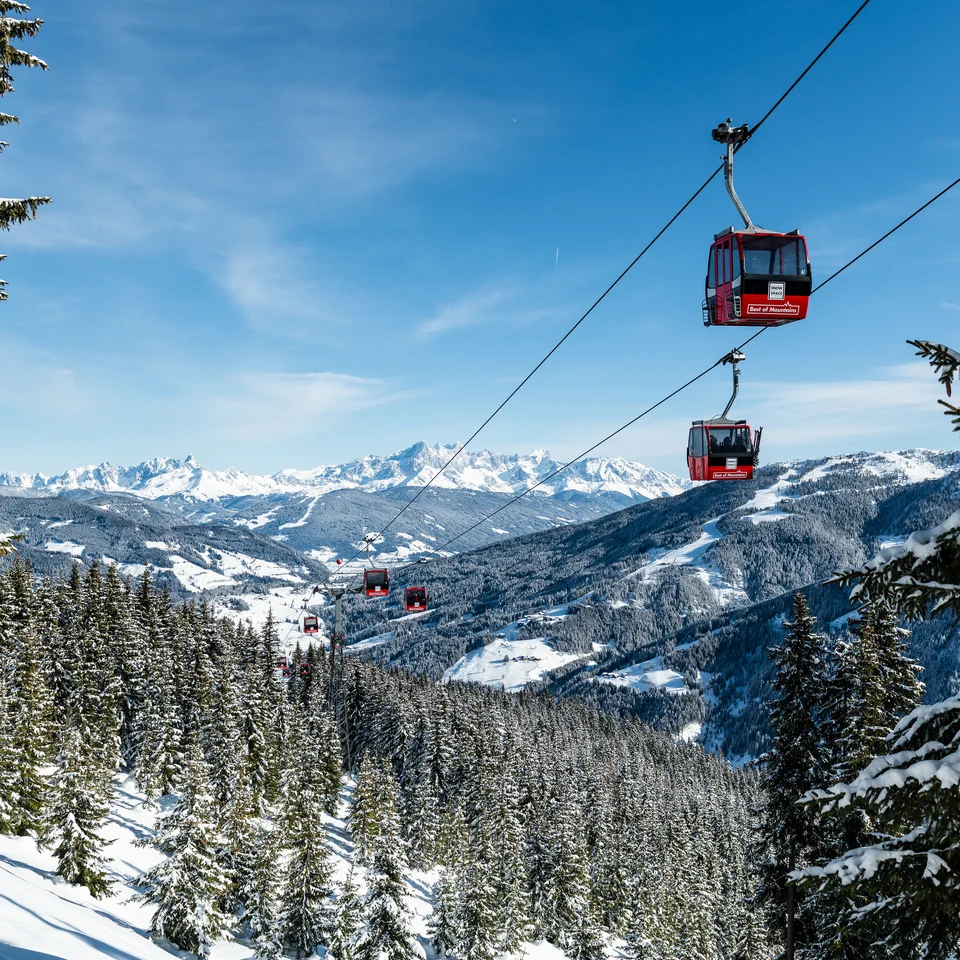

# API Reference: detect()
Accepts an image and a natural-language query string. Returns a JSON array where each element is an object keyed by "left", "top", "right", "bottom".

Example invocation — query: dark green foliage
[
  {"left": 0, "top": 1, "right": 49, "bottom": 288},
  {"left": 754, "top": 592, "right": 828, "bottom": 953},
  {"left": 0, "top": 547, "right": 763, "bottom": 957},
  {"left": 136, "top": 744, "right": 231, "bottom": 956}
]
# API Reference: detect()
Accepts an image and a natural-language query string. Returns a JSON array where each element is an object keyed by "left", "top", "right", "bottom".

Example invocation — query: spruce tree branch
[
  {"left": 0, "top": 16, "right": 43, "bottom": 40},
  {"left": 0, "top": 47, "right": 46, "bottom": 69},
  {"left": 907, "top": 339, "right": 960, "bottom": 398},
  {"left": 0, "top": 195, "right": 50, "bottom": 228}
]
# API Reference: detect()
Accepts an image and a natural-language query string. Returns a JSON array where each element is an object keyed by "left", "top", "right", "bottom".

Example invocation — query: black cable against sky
[
  {"left": 357, "top": 0, "right": 875, "bottom": 549},
  {"left": 423, "top": 174, "right": 959, "bottom": 556}
]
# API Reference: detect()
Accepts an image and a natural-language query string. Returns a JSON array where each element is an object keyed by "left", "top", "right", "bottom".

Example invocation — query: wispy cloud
[
  {"left": 749, "top": 362, "right": 941, "bottom": 443},
  {"left": 218, "top": 242, "right": 350, "bottom": 334},
  {"left": 290, "top": 89, "right": 507, "bottom": 199},
  {"left": 208, "top": 371, "right": 395, "bottom": 440},
  {"left": 0, "top": 337, "right": 97, "bottom": 421},
  {"left": 943, "top": 302, "right": 960, "bottom": 311},
  {"left": 416, "top": 283, "right": 559, "bottom": 340}
]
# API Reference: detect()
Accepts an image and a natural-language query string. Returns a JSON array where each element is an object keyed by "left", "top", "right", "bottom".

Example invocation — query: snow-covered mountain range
[{"left": 0, "top": 442, "right": 687, "bottom": 503}]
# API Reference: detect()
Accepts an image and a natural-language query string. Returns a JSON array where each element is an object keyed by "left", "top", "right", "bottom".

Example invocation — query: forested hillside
[
  {"left": 336, "top": 450, "right": 960, "bottom": 757},
  {"left": 0, "top": 556, "right": 763, "bottom": 959}
]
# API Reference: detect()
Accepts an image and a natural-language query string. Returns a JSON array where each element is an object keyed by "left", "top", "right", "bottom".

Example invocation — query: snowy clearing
[
  {"left": 443, "top": 636, "right": 585, "bottom": 692},
  {"left": 633, "top": 518, "right": 747, "bottom": 607},
  {"left": 168, "top": 556, "right": 238, "bottom": 592},
  {"left": 44, "top": 540, "right": 86, "bottom": 556}
]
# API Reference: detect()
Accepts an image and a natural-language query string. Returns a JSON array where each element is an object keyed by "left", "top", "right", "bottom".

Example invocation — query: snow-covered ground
[
  {"left": 443, "top": 636, "right": 586, "bottom": 692},
  {"left": 0, "top": 776, "right": 582, "bottom": 960},
  {"left": 43, "top": 540, "right": 86, "bottom": 556},
  {"left": 595, "top": 656, "right": 688, "bottom": 694},
  {"left": 632, "top": 517, "right": 748, "bottom": 607},
  {"left": 594, "top": 656, "right": 712, "bottom": 702}
]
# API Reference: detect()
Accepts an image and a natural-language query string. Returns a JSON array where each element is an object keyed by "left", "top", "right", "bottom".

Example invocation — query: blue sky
[{"left": 1, "top": 0, "right": 959, "bottom": 478}]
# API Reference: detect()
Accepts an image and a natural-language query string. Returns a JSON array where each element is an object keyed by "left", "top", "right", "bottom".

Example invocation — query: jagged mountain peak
[{"left": 0, "top": 443, "right": 689, "bottom": 504}]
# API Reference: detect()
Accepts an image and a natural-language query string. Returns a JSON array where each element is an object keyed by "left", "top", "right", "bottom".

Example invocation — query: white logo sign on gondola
[
  {"left": 768, "top": 281, "right": 785, "bottom": 300},
  {"left": 726, "top": 457, "right": 738, "bottom": 470}
]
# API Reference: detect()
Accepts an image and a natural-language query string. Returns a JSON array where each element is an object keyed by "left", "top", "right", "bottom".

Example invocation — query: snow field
[
  {"left": 631, "top": 518, "right": 748, "bottom": 608},
  {"left": 443, "top": 636, "right": 586, "bottom": 692}
]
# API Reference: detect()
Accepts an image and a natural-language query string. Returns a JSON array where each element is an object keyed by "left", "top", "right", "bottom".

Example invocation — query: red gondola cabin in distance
[
  {"left": 703, "top": 228, "right": 811, "bottom": 327},
  {"left": 303, "top": 615, "right": 320, "bottom": 634},
  {"left": 687, "top": 420, "right": 761, "bottom": 481},
  {"left": 364, "top": 568, "right": 389, "bottom": 598},
  {"left": 405, "top": 587, "right": 428, "bottom": 613}
]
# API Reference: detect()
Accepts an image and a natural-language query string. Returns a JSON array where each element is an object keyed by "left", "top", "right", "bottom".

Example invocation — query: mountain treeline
[{"left": 0, "top": 556, "right": 764, "bottom": 958}]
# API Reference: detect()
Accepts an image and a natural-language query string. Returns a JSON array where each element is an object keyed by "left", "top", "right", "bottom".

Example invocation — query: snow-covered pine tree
[
  {"left": 798, "top": 341, "right": 960, "bottom": 957},
  {"left": 427, "top": 803, "right": 468, "bottom": 957},
  {"left": 351, "top": 754, "right": 386, "bottom": 863},
  {"left": 133, "top": 572, "right": 182, "bottom": 799},
  {"left": 871, "top": 599, "right": 924, "bottom": 724},
  {"left": 329, "top": 869, "right": 364, "bottom": 960},
  {"left": 305, "top": 679, "right": 343, "bottom": 815},
  {"left": 0, "top": 1, "right": 50, "bottom": 297},
  {"left": 47, "top": 719, "right": 112, "bottom": 896},
  {"left": 245, "top": 826, "right": 284, "bottom": 960},
  {"left": 800, "top": 698, "right": 960, "bottom": 957},
  {"left": 0, "top": 670, "right": 19, "bottom": 833},
  {"left": 9, "top": 619, "right": 54, "bottom": 835},
  {"left": 356, "top": 762, "right": 416, "bottom": 960},
  {"left": 428, "top": 868, "right": 461, "bottom": 958},
  {"left": 136, "top": 742, "right": 231, "bottom": 957},
  {"left": 279, "top": 720, "right": 336, "bottom": 959},
  {"left": 755, "top": 591, "right": 827, "bottom": 958}
]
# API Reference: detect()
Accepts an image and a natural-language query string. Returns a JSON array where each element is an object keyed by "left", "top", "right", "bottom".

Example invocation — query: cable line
[
  {"left": 420, "top": 174, "right": 960, "bottom": 556},
  {"left": 351, "top": 0, "right": 874, "bottom": 549},
  {"left": 278, "top": 172, "right": 959, "bottom": 640}
]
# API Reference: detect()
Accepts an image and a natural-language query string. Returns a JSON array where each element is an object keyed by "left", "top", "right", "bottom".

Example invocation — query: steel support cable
[
  {"left": 417, "top": 174, "right": 960, "bottom": 558},
  {"left": 344, "top": 0, "right": 874, "bottom": 556}
]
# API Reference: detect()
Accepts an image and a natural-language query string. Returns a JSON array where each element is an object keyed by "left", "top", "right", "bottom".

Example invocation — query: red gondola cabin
[
  {"left": 303, "top": 615, "right": 320, "bottom": 634},
  {"left": 703, "top": 229, "right": 811, "bottom": 327},
  {"left": 687, "top": 420, "right": 761, "bottom": 481},
  {"left": 276, "top": 657, "right": 291, "bottom": 679},
  {"left": 364, "top": 568, "right": 389, "bottom": 598},
  {"left": 404, "top": 587, "right": 428, "bottom": 613},
  {"left": 298, "top": 662, "right": 311, "bottom": 680}
]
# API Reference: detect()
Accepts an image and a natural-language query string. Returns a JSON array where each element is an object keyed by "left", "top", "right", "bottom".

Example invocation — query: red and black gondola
[
  {"left": 364, "top": 568, "right": 389, "bottom": 598},
  {"left": 687, "top": 420, "right": 761, "bottom": 481},
  {"left": 302, "top": 615, "right": 320, "bottom": 634},
  {"left": 704, "top": 228, "right": 811, "bottom": 327},
  {"left": 404, "top": 586, "right": 428, "bottom": 613},
  {"left": 702, "top": 120, "right": 811, "bottom": 327},
  {"left": 298, "top": 662, "right": 311, "bottom": 680}
]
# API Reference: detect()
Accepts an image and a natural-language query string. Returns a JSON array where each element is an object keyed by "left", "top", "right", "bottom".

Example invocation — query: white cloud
[
  {"left": 219, "top": 242, "right": 348, "bottom": 333},
  {"left": 416, "top": 282, "right": 559, "bottom": 340},
  {"left": 209, "top": 371, "right": 395, "bottom": 440},
  {"left": 942, "top": 302, "right": 960, "bottom": 311},
  {"left": 292, "top": 89, "right": 503, "bottom": 199}
]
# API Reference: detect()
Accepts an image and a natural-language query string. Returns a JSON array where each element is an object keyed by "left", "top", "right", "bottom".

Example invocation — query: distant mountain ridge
[{"left": 0, "top": 441, "right": 688, "bottom": 504}]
